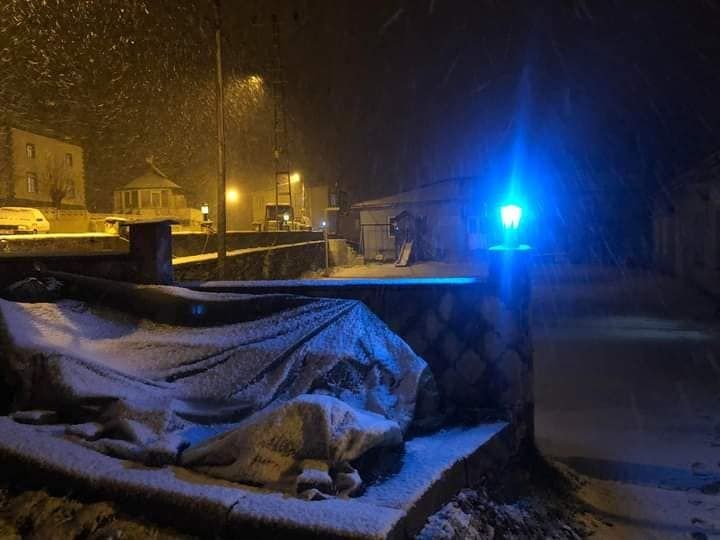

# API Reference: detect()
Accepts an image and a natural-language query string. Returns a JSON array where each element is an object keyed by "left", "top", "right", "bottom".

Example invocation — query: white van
[{"left": 0, "top": 207, "right": 51, "bottom": 234}]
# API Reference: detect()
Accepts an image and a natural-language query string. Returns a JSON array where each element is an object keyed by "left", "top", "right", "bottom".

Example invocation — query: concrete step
[{"left": 0, "top": 417, "right": 511, "bottom": 539}]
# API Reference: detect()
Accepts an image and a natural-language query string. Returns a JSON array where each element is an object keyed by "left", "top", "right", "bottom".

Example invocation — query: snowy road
[{"left": 533, "top": 265, "right": 720, "bottom": 539}]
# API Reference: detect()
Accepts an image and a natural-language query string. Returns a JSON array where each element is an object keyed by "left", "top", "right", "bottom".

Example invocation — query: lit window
[
  {"left": 27, "top": 173, "right": 38, "bottom": 193},
  {"left": 26, "top": 143, "right": 35, "bottom": 159},
  {"left": 65, "top": 153, "right": 73, "bottom": 168}
]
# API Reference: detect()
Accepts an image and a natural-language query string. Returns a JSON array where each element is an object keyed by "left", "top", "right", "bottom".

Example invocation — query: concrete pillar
[
  {"left": 127, "top": 219, "right": 177, "bottom": 284},
  {"left": 487, "top": 245, "right": 534, "bottom": 452}
]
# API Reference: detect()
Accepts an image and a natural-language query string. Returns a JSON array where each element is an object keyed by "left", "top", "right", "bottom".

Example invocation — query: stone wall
[
  {"left": 0, "top": 234, "right": 127, "bottom": 256},
  {"left": 171, "top": 231, "right": 323, "bottom": 258},
  {"left": 173, "top": 241, "right": 326, "bottom": 282},
  {"left": 188, "top": 267, "right": 533, "bottom": 449}
]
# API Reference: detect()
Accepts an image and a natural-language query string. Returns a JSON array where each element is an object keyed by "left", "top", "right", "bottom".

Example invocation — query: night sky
[{"left": 2, "top": 0, "right": 720, "bottom": 227}]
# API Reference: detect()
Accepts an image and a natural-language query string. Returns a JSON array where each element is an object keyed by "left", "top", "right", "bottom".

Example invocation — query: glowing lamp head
[
  {"left": 226, "top": 189, "right": 239, "bottom": 203},
  {"left": 282, "top": 212, "right": 290, "bottom": 222},
  {"left": 500, "top": 204, "right": 522, "bottom": 230},
  {"left": 200, "top": 202, "right": 209, "bottom": 217},
  {"left": 321, "top": 220, "right": 327, "bottom": 227}
]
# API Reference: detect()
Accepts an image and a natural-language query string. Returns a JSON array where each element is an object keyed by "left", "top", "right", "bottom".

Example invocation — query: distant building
[
  {"left": 352, "top": 177, "right": 491, "bottom": 262},
  {"left": 0, "top": 126, "right": 86, "bottom": 210},
  {"left": 653, "top": 151, "right": 720, "bottom": 288},
  {"left": 113, "top": 159, "right": 202, "bottom": 228}
]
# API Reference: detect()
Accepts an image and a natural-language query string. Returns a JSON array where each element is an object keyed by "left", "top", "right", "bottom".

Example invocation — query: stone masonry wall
[
  {"left": 188, "top": 276, "right": 533, "bottom": 449},
  {"left": 171, "top": 231, "right": 323, "bottom": 258},
  {"left": 0, "top": 234, "right": 127, "bottom": 255},
  {"left": 173, "top": 241, "right": 326, "bottom": 282}
]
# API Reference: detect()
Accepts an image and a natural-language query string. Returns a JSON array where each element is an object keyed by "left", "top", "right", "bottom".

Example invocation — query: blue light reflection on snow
[{"left": 537, "top": 316, "right": 713, "bottom": 342}]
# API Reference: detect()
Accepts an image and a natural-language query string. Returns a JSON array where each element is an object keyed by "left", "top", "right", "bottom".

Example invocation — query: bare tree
[{"left": 43, "top": 153, "right": 74, "bottom": 216}]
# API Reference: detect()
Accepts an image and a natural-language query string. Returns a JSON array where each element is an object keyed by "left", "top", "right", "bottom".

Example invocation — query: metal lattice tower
[{"left": 271, "top": 14, "right": 292, "bottom": 230}]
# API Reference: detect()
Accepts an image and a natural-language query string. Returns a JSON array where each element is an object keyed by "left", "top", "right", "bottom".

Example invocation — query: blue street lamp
[
  {"left": 499, "top": 203, "right": 523, "bottom": 248},
  {"left": 500, "top": 204, "right": 522, "bottom": 231}
]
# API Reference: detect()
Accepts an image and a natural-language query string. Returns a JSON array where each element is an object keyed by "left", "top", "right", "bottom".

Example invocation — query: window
[
  {"left": 114, "top": 191, "right": 122, "bottom": 210},
  {"left": 140, "top": 190, "right": 151, "bottom": 208},
  {"left": 26, "top": 173, "right": 38, "bottom": 193},
  {"left": 65, "top": 153, "right": 73, "bottom": 168},
  {"left": 130, "top": 190, "right": 138, "bottom": 208},
  {"left": 123, "top": 191, "right": 132, "bottom": 209},
  {"left": 161, "top": 190, "right": 169, "bottom": 208},
  {"left": 151, "top": 191, "right": 161, "bottom": 208},
  {"left": 26, "top": 143, "right": 35, "bottom": 159}
]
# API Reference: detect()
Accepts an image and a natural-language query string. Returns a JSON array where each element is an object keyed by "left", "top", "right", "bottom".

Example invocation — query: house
[
  {"left": 653, "top": 151, "right": 720, "bottom": 290},
  {"left": 0, "top": 126, "right": 86, "bottom": 211},
  {"left": 351, "top": 177, "right": 492, "bottom": 262},
  {"left": 113, "top": 159, "right": 202, "bottom": 228}
]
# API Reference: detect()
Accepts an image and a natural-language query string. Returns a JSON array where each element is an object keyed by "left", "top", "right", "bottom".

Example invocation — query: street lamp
[
  {"left": 499, "top": 203, "right": 524, "bottom": 248},
  {"left": 226, "top": 188, "right": 239, "bottom": 204},
  {"left": 500, "top": 204, "right": 522, "bottom": 231}
]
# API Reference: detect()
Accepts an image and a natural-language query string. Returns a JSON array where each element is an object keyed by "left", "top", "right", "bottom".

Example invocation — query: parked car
[{"left": 0, "top": 207, "right": 51, "bottom": 234}]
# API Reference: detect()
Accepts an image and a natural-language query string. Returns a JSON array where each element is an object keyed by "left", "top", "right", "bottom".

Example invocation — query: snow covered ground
[
  {"left": 533, "top": 265, "right": 720, "bottom": 539},
  {"left": 0, "top": 233, "right": 117, "bottom": 240},
  {"left": 309, "top": 260, "right": 488, "bottom": 279}
]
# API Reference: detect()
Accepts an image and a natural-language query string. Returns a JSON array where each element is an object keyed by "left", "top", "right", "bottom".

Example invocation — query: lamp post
[
  {"left": 489, "top": 202, "right": 531, "bottom": 299},
  {"left": 488, "top": 201, "right": 534, "bottom": 451},
  {"left": 290, "top": 172, "right": 302, "bottom": 231},
  {"left": 500, "top": 204, "right": 523, "bottom": 248}
]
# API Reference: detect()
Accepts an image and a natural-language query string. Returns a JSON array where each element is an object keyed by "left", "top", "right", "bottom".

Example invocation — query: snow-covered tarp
[{"left": 0, "top": 290, "right": 436, "bottom": 496}]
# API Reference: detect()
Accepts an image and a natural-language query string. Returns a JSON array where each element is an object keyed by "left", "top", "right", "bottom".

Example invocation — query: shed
[{"left": 352, "top": 177, "right": 491, "bottom": 262}]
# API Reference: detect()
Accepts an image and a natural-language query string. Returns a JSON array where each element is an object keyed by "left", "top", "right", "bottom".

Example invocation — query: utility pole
[
  {"left": 214, "top": 0, "right": 227, "bottom": 278},
  {"left": 271, "top": 14, "right": 292, "bottom": 231}
]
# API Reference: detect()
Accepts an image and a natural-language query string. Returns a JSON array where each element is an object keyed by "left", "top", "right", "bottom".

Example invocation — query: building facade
[
  {"left": 0, "top": 126, "right": 86, "bottom": 210},
  {"left": 653, "top": 151, "right": 720, "bottom": 292},
  {"left": 113, "top": 160, "right": 202, "bottom": 228}
]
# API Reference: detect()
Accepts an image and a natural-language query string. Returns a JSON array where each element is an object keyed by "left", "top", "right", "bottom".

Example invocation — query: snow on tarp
[{"left": 0, "top": 291, "right": 434, "bottom": 495}]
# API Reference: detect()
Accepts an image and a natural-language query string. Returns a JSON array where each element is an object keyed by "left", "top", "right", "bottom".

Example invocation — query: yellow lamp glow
[{"left": 226, "top": 189, "right": 240, "bottom": 204}]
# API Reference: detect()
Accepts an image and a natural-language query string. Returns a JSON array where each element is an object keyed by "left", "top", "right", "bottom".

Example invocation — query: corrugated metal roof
[{"left": 351, "top": 178, "right": 469, "bottom": 210}]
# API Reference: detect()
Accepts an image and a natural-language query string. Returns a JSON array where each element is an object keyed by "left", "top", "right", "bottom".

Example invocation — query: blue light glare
[{"left": 500, "top": 204, "right": 523, "bottom": 230}]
